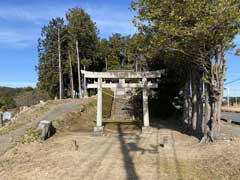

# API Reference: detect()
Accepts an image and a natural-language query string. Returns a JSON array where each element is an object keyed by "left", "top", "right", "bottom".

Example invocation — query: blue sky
[
  {"left": 0, "top": 0, "right": 136, "bottom": 88},
  {"left": 0, "top": 0, "right": 239, "bottom": 96}
]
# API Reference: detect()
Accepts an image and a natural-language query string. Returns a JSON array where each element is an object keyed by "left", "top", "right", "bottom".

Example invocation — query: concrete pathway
[{"left": 0, "top": 101, "right": 86, "bottom": 156}]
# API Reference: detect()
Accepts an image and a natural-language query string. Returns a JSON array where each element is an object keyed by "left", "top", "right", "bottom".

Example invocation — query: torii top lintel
[{"left": 81, "top": 70, "right": 165, "bottom": 79}]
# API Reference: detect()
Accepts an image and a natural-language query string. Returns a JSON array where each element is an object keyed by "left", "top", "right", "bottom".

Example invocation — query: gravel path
[{"left": 0, "top": 100, "right": 87, "bottom": 156}]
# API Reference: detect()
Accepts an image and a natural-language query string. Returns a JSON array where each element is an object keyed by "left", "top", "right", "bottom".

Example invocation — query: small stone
[
  {"left": 40, "top": 100, "right": 46, "bottom": 105},
  {"left": 224, "top": 140, "right": 231, "bottom": 144},
  {"left": 37, "top": 120, "right": 56, "bottom": 140},
  {"left": 80, "top": 105, "right": 86, "bottom": 112}
]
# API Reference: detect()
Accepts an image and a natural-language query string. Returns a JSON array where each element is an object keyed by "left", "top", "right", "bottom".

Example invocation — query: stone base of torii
[{"left": 81, "top": 70, "right": 165, "bottom": 135}]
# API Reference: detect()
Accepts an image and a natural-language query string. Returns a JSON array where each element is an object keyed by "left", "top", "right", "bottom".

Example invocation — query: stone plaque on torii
[{"left": 81, "top": 70, "right": 165, "bottom": 135}]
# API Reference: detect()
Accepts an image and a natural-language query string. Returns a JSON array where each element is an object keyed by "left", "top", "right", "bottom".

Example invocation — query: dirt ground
[{"left": 1, "top": 121, "right": 240, "bottom": 180}]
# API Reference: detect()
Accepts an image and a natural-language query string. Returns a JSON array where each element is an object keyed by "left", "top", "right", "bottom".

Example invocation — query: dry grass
[
  {"left": 222, "top": 105, "right": 240, "bottom": 113},
  {"left": 53, "top": 100, "right": 97, "bottom": 132}
]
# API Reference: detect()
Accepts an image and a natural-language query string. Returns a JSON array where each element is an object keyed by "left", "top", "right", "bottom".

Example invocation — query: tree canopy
[{"left": 36, "top": 2, "right": 240, "bottom": 140}]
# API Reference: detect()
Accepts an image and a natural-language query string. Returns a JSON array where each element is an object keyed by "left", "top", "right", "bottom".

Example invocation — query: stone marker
[
  {"left": 38, "top": 120, "right": 56, "bottom": 140},
  {"left": 3, "top": 111, "right": 12, "bottom": 121}
]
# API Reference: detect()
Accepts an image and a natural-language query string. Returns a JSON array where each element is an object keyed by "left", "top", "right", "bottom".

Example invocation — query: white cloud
[
  {"left": 0, "top": 2, "right": 137, "bottom": 47},
  {"left": 0, "top": 6, "right": 64, "bottom": 24},
  {"left": 0, "top": 30, "right": 36, "bottom": 48},
  {"left": 84, "top": 4, "right": 137, "bottom": 36}
]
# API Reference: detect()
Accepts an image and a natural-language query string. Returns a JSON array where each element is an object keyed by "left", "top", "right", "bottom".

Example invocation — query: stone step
[{"left": 110, "top": 87, "right": 135, "bottom": 121}]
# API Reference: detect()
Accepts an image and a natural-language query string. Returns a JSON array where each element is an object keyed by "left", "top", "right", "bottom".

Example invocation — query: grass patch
[
  {"left": 19, "top": 128, "right": 41, "bottom": 144},
  {"left": 102, "top": 89, "right": 114, "bottom": 118},
  {"left": 53, "top": 100, "right": 97, "bottom": 132}
]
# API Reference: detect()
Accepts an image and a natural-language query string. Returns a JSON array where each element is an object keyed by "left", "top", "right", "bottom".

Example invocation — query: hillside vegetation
[{"left": 0, "top": 87, "right": 49, "bottom": 109}]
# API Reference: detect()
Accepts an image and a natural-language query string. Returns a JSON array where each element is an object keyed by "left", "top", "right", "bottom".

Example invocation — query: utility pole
[
  {"left": 83, "top": 65, "right": 87, "bottom": 97},
  {"left": 68, "top": 53, "right": 74, "bottom": 99},
  {"left": 227, "top": 87, "right": 230, "bottom": 107},
  {"left": 58, "top": 26, "right": 63, "bottom": 100},
  {"left": 76, "top": 40, "right": 82, "bottom": 98}
]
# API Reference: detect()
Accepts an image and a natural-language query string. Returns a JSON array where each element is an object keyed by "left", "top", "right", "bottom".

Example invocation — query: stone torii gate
[{"left": 81, "top": 70, "right": 165, "bottom": 134}]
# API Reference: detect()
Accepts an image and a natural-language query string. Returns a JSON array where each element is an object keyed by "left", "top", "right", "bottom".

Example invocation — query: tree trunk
[
  {"left": 204, "top": 46, "right": 226, "bottom": 141},
  {"left": 216, "top": 46, "right": 226, "bottom": 136},
  {"left": 183, "top": 81, "right": 189, "bottom": 125},
  {"left": 105, "top": 57, "right": 108, "bottom": 71},
  {"left": 191, "top": 69, "right": 197, "bottom": 131},
  {"left": 58, "top": 27, "right": 63, "bottom": 100},
  {"left": 203, "top": 85, "right": 210, "bottom": 135},
  {"left": 69, "top": 53, "right": 74, "bottom": 99},
  {"left": 76, "top": 40, "right": 82, "bottom": 98},
  {"left": 135, "top": 59, "right": 138, "bottom": 72},
  {"left": 196, "top": 76, "right": 203, "bottom": 136}
]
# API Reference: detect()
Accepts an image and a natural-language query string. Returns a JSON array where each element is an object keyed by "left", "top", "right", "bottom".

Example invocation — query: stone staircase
[
  {"left": 104, "top": 86, "right": 140, "bottom": 132},
  {"left": 111, "top": 87, "right": 134, "bottom": 121}
]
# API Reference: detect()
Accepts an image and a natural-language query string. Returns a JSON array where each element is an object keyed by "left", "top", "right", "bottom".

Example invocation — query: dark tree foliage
[
  {"left": 37, "top": 18, "right": 65, "bottom": 98},
  {"left": 0, "top": 87, "right": 44, "bottom": 109}
]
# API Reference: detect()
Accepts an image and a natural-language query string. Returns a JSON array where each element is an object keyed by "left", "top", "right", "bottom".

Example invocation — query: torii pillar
[
  {"left": 142, "top": 77, "right": 150, "bottom": 127},
  {"left": 94, "top": 78, "right": 104, "bottom": 135}
]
